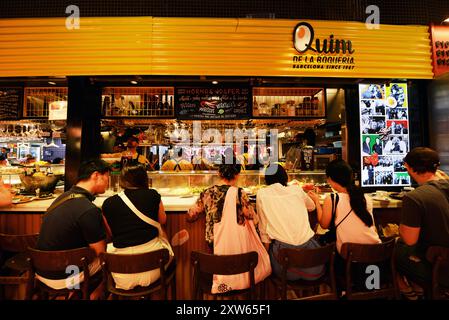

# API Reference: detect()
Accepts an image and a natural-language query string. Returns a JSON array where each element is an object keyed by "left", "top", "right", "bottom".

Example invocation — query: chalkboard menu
[
  {"left": 175, "top": 87, "right": 250, "bottom": 120},
  {"left": 0, "top": 88, "right": 21, "bottom": 120}
]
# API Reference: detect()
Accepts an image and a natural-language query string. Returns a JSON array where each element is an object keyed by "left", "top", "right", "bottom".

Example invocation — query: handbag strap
[
  {"left": 330, "top": 193, "right": 339, "bottom": 228},
  {"left": 331, "top": 192, "right": 352, "bottom": 230},
  {"left": 46, "top": 193, "right": 86, "bottom": 214},
  {"left": 118, "top": 191, "right": 162, "bottom": 233},
  {"left": 335, "top": 209, "right": 353, "bottom": 229}
]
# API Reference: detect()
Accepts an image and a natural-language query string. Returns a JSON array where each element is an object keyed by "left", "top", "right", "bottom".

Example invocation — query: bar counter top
[
  {"left": 1, "top": 194, "right": 199, "bottom": 213},
  {"left": 1, "top": 192, "right": 402, "bottom": 213}
]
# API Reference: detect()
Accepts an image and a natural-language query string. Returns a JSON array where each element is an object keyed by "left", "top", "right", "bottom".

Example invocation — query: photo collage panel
[{"left": 359, "top": 83, "right": 411, "bottom": 187}]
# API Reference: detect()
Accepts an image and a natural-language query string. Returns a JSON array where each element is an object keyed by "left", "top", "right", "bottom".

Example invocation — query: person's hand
[{"left": 307, "top": 190, "right": 320, "bottom": 204}]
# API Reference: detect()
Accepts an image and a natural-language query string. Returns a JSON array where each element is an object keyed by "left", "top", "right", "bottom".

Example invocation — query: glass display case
[
  {"left": 0, "top": 164, "right": 65, "bottom": 193},
  {"left": 147, "top": 170, "right": 327, "bottom": 196}
]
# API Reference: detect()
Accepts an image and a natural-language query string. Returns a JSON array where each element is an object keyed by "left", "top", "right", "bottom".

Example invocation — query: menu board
[
  {"left": 0, "top": 88, "right": 21, "bottom": 120},
  {"left": 359, "top": 83, "right": 411, "bottom": 187},
  {"left": 175, "top": 87, "right": 249, "bottom": 120}
]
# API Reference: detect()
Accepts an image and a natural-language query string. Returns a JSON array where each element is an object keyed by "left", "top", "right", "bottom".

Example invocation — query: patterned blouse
[{"left": 187, "top": 185, "right": 257, "bottom": 245}]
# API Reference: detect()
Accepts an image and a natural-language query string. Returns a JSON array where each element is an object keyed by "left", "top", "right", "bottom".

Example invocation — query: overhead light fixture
[
  {"left": 44, "top": 138, "right": 59, "bottom": 148},
  {"left": 212, "top": 81, "right": 218, "bottom": 85},
  {"left": 444, "top": 17, "right": 449, "bottom": 24},
  {"left": 130, "top": 81, "right": 138, "bottom": 84},
  {"left": 48, "top": 81, "right": 56, "bottom": 85}
]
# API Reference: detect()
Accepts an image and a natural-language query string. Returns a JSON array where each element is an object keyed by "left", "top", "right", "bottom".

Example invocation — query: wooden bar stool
[
  {"left": 190, "top": 251, "right": 259, "bottom": 300},
  {"left": 26, "top": 247, "right": 97, "bottom": 300},
  {"left": 0, "top": 233, "right": 39, "bottom": 300},
  {"left": 100, "top": 249, "right": 176, "bottom": 300},
  {"left": 340, "top": 238, "right": 399, "bottom": 300},
  {"left": 270, "top": 242, "right": 337, "bottom": 300}
]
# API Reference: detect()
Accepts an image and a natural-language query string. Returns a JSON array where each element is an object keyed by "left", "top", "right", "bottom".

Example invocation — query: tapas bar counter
[{"left": 0, "top": 192, "right": 402, "bottom": 299}]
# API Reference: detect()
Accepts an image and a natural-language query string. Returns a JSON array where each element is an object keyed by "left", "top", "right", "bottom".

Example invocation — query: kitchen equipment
[{"left": 19, "top": 173, "right": 63, "bottom": 195}]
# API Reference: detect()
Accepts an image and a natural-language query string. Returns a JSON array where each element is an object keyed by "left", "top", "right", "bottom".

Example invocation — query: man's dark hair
[
  {"left": 52, "top": 157, "right": 63, "bottom": 164},
  {"left": 403, "top": 147, "right": 440, "bottom": 174},
  {"left": 77, "top": 159, "right": 110, "bottom": 182},
  {"left": 265, "top": 164, "right": 288, "bottom": 186},
  {"left": 303, "top": 128, "right": 316, "bottom": 146}
]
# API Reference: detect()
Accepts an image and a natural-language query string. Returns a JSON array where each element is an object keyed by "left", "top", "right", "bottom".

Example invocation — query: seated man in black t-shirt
[
  {"left": 395, "top": 147, "right": 449, "bottom": 299},
  {"left": 36, "top": 159, "right": 110, "bottom": 292}
]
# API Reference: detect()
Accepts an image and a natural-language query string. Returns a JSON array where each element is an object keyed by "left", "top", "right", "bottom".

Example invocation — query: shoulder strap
[
  {"left": 46, "top": 193, "right": 86, "bottom": 214},
  {"left": 330, "top": 193, "right": 339, "bottom": 227},
  {"left": 118, "top": 191, "right": 161, "bottom": 231},
  {"left": 237, "top": 187, "right": 243, "bottom": 212},
  {"left": 335, "top": 209, "right": 353, "bottom": 229}
]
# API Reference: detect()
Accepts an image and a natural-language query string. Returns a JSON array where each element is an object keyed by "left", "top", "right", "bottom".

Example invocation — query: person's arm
[
  {"left": 0, "top": 181, "right": 12, "bottom": 207},
  {"left": 79, "top": 208, "right": 107, "bottom": 256},
  {"left": 256, "top": 192, "right": 271, "bottom": 246},
  {"left": 308, "top": 192, "right": 332, "bottom": 229},
  {"left": 299, "top": 187, "right": 316, "bottom": 212},
  {"left": 399, "top": 225, "right": 420, "bottom": 246},
  {"left": 187, "top": 192, "right": 205, "bottom": 222},
  {"left": 240, "top": 190, "right": 256, "bottom": 221},
  {"left": 101, "top": 214, "right": 113, "bottom": 243},
  {"left": 158, "top": 201, "right": 167, "bottom": 225},
  {"left": 399, "top": 195, "right": 422, "bottom": 246},
  {"left": 89, "top": 239, "right": 106, "bottom": 256}
]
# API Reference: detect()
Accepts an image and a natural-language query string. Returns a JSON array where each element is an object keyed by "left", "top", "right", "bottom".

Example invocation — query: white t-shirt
[
  {"left": 333, "top": 193, "right": 381, "bottom": 252},
  {"left": 256, "top": 183, "right": 316, "bottom": 246}
]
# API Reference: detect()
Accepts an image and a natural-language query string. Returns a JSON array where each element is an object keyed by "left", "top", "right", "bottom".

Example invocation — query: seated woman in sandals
[{"left": 102, "top": 165, "right": 174, "bottom": 290}]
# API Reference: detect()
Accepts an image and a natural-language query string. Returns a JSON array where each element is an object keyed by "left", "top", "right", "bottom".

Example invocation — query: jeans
[{"left": 270, "top": 237, "right": 325, "bottom": 281}]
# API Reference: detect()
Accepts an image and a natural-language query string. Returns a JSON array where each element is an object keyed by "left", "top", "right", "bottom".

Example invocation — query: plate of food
[
  {"left": 34, "top": 194, "right": 56, "bottom": 201},
  {"left": 12, "top": 195, "right": 35, "bottom": 204}
]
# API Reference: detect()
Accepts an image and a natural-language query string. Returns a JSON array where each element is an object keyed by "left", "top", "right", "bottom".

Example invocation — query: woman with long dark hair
[{"left": 308, "top": 159, "right": 381, "bottom": 254}]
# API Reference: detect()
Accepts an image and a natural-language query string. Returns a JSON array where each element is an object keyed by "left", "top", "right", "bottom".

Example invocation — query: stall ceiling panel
[
  {"left": 0, "top": 17, "right": 153, "bottom": 76},
  {"left": 0, "top": 17, "right": 433, "bottom": 78}
]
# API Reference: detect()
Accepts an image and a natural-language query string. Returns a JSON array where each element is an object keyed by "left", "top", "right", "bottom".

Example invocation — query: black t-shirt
[
  {"left": 37, "top": 186, "right": 106, "bottom": 252},
  {"left": 401, "top": 179, "right": 449, "bottom": 251},
  {"left": 102, "top": 188, "right": 161, "bottom": 248}
]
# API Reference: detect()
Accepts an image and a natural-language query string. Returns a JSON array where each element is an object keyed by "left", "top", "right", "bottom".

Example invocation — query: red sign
[{"left": 431, "top": 25, "right": 449, "bottom": 77}]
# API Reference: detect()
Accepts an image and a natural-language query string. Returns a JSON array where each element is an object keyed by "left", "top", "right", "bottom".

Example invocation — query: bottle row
[
  {"left": 253, "top": 96, "right": 324, "bottom": 117},
  {"left": 102, "top": 91, "right": 174, "bottom": 117}
]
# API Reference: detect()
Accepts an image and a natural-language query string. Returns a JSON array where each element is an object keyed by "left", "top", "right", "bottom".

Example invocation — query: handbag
[
  {"left": 318, "top": 193, "right": 353, "bottom": 245},
  {"left": 118, "top": 192, "right": 174, "bottom": 257},
  {"left": 212, "top": 186, "right": 271, "bottom": 293}
]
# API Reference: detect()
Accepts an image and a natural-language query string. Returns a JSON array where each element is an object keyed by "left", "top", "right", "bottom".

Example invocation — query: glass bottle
[{"left": 253, "top": 97, "right": 259, "bottom": 117}]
